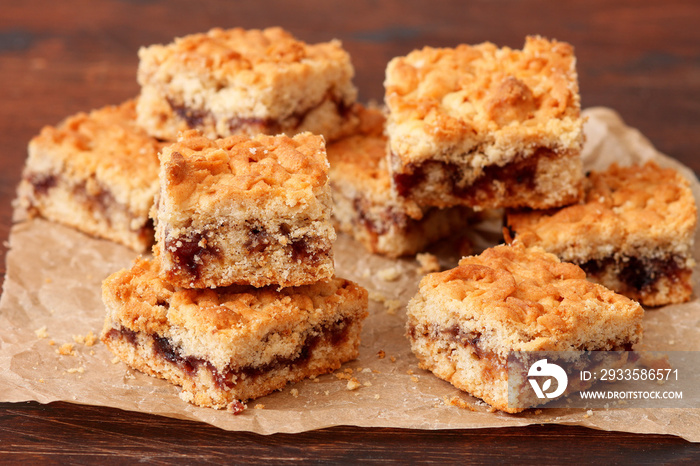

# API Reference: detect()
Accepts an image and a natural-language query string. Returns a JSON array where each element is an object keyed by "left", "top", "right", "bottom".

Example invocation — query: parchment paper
[{"left": 2, "top": 107, "right": 699, "bottom": 440}]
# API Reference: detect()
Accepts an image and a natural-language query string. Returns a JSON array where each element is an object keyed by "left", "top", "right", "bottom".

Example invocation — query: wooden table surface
[{"left": 2, "top": 0, "right": 699, "bottom": 462}]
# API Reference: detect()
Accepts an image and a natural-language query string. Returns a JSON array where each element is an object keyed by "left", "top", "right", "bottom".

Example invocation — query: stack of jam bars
[
  {"left": 101, "top": 130, "right": 368, "bottom": 410},
  {"left": 18, "top": 27, "right": 369, "bottom": 410},
  {"left": 103, "top": 28, "right": 368, "bottom": 410}
]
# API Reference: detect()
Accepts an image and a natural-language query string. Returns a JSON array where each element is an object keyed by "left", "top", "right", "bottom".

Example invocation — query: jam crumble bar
[
  {"left": 507, "top": 161, "right": 697, "bottom": 306},
  {"left": 406, "top": 243, "right": 643, "bottom": 413},
  {"left": 137, "top": 27, "right": 359, "bottom": 142},
  {"left": 384, "top": 36, "right": 584, "bottom": 210},
  {"left": 153, "top": 130, "right": 336, "bottom": 289},
  {"left": 16, "top": 100, "right": 162, "bottom": 252},
  {"left": 101, "top": 258, "right": 368, "bottom": 409},
  {"left": 327, "top": 106, "right": 473, "bottom": 257}
]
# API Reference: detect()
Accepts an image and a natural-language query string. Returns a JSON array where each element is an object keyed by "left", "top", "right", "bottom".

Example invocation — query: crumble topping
[
  {"left": 140, "top": 27, "right": 353, "bottom": 88},
  {"left": 385, "top": 36, "right": 583, "bottom": 166},
  {"left": 161, "top": 130, "right": 330, "bottom": 206}
]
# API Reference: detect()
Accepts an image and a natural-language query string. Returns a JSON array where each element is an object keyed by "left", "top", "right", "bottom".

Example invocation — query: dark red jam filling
[
  {"left": 407, "top": 323, "right": 635, "bottom": 380},
  {"left": 107, "top": 318, "right": 352, "bottom": 392},
  {"left": 351, "top": 196, "right": 409, "bottom": 237},
  {"left": 579, "top": 255, "right": 686, "bottom": 293},
  {"left": 167, "top": 94, "right": 352, "bottom": 135},
  {"left": 27, "top": 172, "right": 152, "bottom": 239},
  {"left": 291, "top": 238, "right": 323, "bottom": 264},
  {"left": 442, "top": 325, "right": 489, "bottom": 360},
  {"left": 407, "top": 323, "right": 501, "bottom": 364},
  {"left": 80, "top": 182, "right": 117, "bottom": 218},
  {"left": 167, "top": 97, "right": 210, "bottom": 128},
  {"left": 28, "top": 172, "right": 117, "bottom": 215},
  {"left": 138, "top": 218, "right": 156, "bottom": 244},
  {"left": 230, "top": 94, "right": 353, "bottom": 134},
  {"left": 168, "top": 224, "right": 327, "bottom": 281},
  {"left": 243, "top": 225, "right": 325, "bottom": 265},
  {"left": 244, "top": 226, "right": 272, "bottom": 253},
  {"left": 228, "top": 116, "right": 278, "bottom": 134},
  {"left": 108, "top": 327, "right": 138, "bottom": 346},
  {"left": 407, "top": 323, "right": 507, "bottom": 382},
  {"left": 165, "top": 231, "right": 219, "bottom": 280},
  {"left": 26, "top": 173, "right": 57, "bottom": 196},
  {"left": 392, "top": 149, "right": 554, "bottom": 201}
]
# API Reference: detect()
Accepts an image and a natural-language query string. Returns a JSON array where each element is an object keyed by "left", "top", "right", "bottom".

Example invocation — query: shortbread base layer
[
  {"left": 407, "top": 321, "right": 513, "bottom": 411},
  {"left": 580, "top": 255, "right": 693, "bottom": 307},
  {"left": 103, "top": 318, "right": 363, "bottom": 409},
  {"left": 157, "top": 218, "right": 334, "bottom": 288},
  {"left": 16, "top": 173, "right": 153, "bottom": 252},
  {"left": 391, "top": 149, "right": 582, "bottom": 210},
  {"left": 406, "top": 322, "right": 632, "bottom": 413}
]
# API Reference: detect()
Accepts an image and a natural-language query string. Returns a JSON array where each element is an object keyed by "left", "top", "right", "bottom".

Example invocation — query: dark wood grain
[
  {"left": 0, "top": 401, "right": 696, "bottom": 464},
  {"left": 1, "top": 0, "right": 699, "bottom": 461}
]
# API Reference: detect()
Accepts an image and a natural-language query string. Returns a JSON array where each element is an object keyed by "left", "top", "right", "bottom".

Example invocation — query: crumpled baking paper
[{"left": 1, "top": 107, "right": 699, "bottom": 440}]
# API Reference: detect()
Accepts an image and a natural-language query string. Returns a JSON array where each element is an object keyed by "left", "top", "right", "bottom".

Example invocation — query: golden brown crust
[
  {"left": 161, "top": 130, "right": 330, "bottom": 204},
  {"left": 507, "top": 162, "right": 697, "bottom": 262},
  {"left": 141, "top": 27, "right": 351, "bottom": 83},
  {"left": 384, "top": 36, "right": 583, "bottom": 168},
  {"left": 103, "top": 258, "right": 367, "bottom": 344}
]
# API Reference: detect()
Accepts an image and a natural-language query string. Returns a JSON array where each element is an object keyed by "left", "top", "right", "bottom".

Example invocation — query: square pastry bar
[
  {"left": 15, "top": 100, "right": 162, "bottom": 252},
  {"left": 101, "top": 258, "right": 368, "bottom": 409},
  {"left": 137, "top": 27, "right": 359, "bottom": 142},
  {"left": 384, "top": 36, "right": 584, "bottom": 210},
  {"left": 507, "top": 162, "right": 697, "bottom": 306},
  {"left": 153, "top": 130, "right": 336, "bottom": 289},
  {"left": 406, "top": 243, "right": 643, "bottom": 413},
  {"left": 327, "top": 106, "right": 473, "bottom": 257}
]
